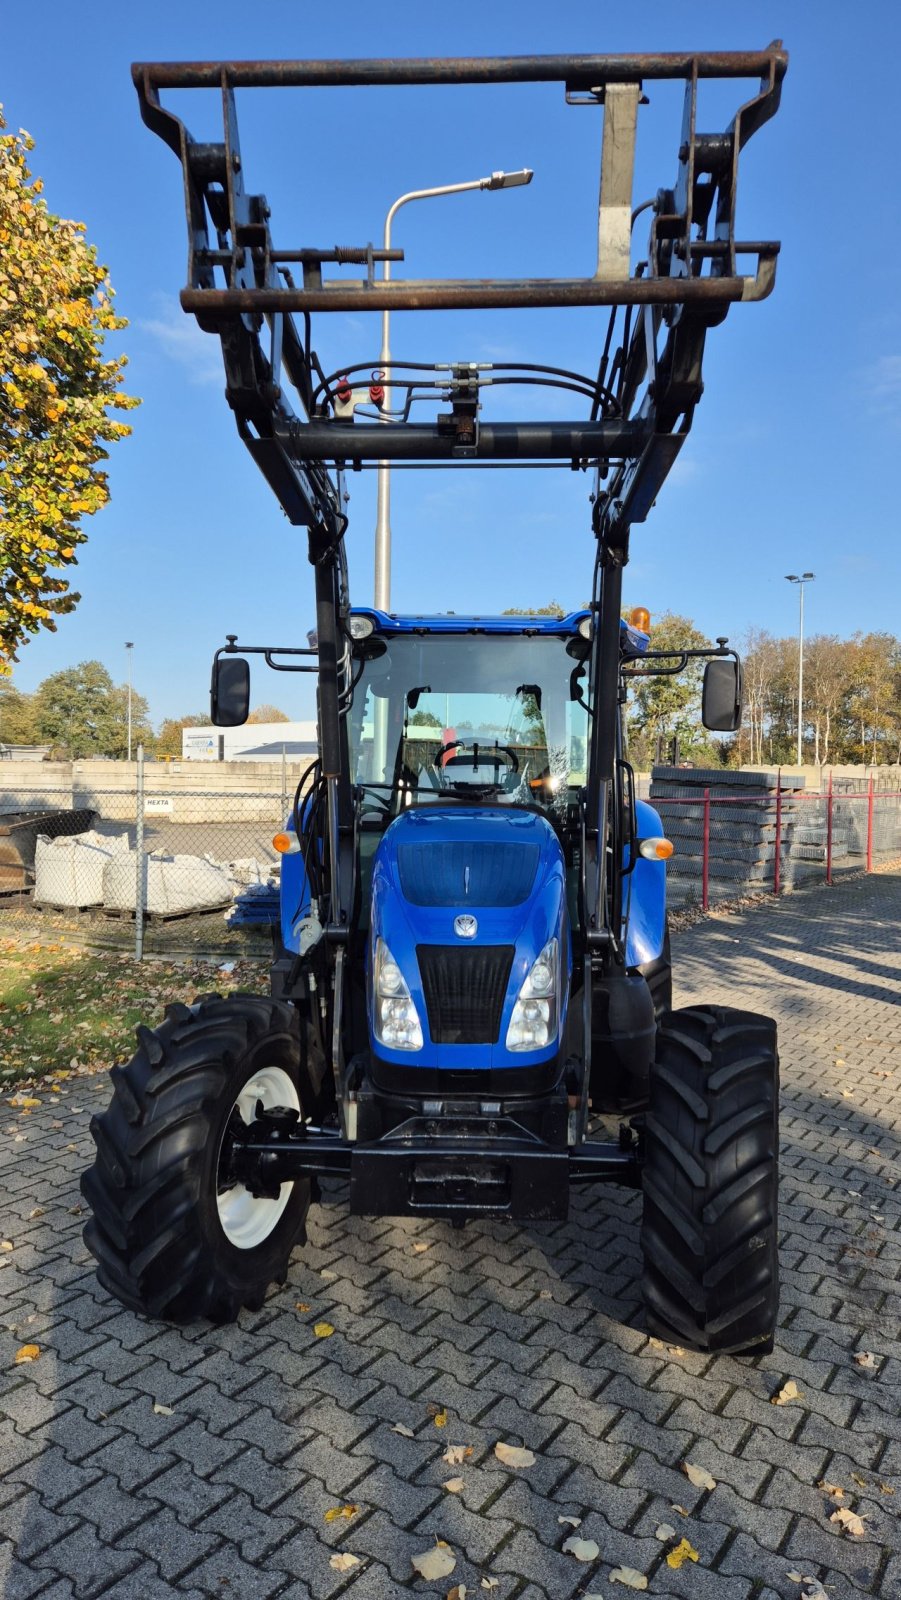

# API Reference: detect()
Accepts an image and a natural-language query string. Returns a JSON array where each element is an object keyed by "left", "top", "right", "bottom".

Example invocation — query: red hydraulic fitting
[
  {"left": 336, "top": 375, "right": 352, "bottom": 404},
  {"left": 369, "top": 381, "right": 385, "bottom": 406}
]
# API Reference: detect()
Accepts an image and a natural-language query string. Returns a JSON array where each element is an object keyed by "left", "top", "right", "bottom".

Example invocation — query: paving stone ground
[{"left": 0, "top": 871, "right": 899, "bottom": 1599}]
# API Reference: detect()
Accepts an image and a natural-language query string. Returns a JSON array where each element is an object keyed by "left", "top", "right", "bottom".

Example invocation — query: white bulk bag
[
  {"left": 103, "top": 852, "right": 233, "bottom": 916},
  {"left": 34, "top": 830, "right": 129, "bottom": 909}
]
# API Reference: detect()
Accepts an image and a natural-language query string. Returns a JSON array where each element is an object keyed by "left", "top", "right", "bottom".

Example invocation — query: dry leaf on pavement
[
  {"left": 562, "top": 1536, "right": 599, "bottom": 1562},
  {"left": 411, "top": 1543, "right": 456, "bottom": 1580},
  {"left": 324, "top": 1505, "right": 357, "bottom": 1522},
  {"left": 433, "top": 1408, "right": 448, "bottom": 1428},
  {"left": 448, "top": 1587, "right": 467, "bottom": 1600},
  {"left": 411, "top": 1241, "right": 431, "bottom": 1253},
  {"left": 830, "top": 1507, "right": 866, "bottom": 1538},
  {"left": 13, "top": 1344, "right": 40, "bottom": 1364},
  {"left": 443, "top": 1445, "right": 473, "bottom": 1465},
  {"left": 558, "top": 1515, "right": 581, "bottom": 1528},
  {"left": 295, "top": 1301, "right": 310, "bottom": 1312},
  {"left": 655, "top": 1523, "right": 677, "bottom": 1540},
  {"left": 666, "top": 1537, "right": 700, "bottom": 1569},
  {"left": 609, "top": 1567, "right": 649, "bottom": 1589},
  {"left": 772, "top": 1379, "right": 803, "bottom": 1406},
  {"left": 391, "top": 1423, "right": 416, "bottom": 1438},
  {"left": 443, "top": 1477, "right": 464, "bottom": 1493},
  {"left": 313, "top": 1322, "right": 335, "bottom": 1338},
  {"left": 152, "top": 1402, "right": 174, "bottom": 1416},
  {"left": 853, "top": 1351, "right": 878, "bottom": 1369},
  {"left": 494, "top": 1442, "right": 535, "bottom": 1469},
  {"left": 818, "top": 1480, "right": 844, "bottom": 1501},
  {"left": 682, "top": 1461, "right": 716, "bottom": 1491},
  {"left": 329, "top": 1552, "right": 361, "bottom": 1572},
  {"left": 0, "top": 1241, "right": 13, "bottom": 1251}
]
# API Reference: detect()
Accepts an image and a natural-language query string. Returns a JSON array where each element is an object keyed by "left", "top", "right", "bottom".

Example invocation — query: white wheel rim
[{"left": 217, "top": 1064, "right": 300, "bottom": 1249}]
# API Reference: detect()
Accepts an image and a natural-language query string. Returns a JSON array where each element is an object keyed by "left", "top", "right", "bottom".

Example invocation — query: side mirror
[
  {"left": 702, "top": 657, "right": 743, "bottom": 732},
  {"left": 211, "top": 655, "right": 250, "bottom": 727}
]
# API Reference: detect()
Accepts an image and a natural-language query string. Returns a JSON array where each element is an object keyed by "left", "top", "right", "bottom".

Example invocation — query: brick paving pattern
[{"left": 0, "top": 871, "right": 899, "bottom": 1598}]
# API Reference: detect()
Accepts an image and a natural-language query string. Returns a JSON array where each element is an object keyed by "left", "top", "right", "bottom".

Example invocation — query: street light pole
[
  {"left": 785, "top": 574, "right": 815, "bottom": 765},
  {"left": 125, "top": 642, "right": 134, "bottom": 762},
  {"left": 373, "top": 168, "right": 533, "bottom": 611}
]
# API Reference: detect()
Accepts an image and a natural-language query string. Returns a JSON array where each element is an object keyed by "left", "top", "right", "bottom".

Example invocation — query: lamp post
[
  {"left": 125, "top": 642, "right": 134, "bottom": 762},
  {"left": 785, "top": 573, "right": 815, "bottom": 765},
  {"left": 373, "top": 168, "right": 533, "bottom": 611}
]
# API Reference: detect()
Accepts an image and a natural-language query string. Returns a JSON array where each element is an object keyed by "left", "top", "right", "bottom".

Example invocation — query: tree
[
  {"left": 627, "top": 612, "right": 714, "bottom": 763},
  {"left": 155, "top": 713, "right": 208, "bottom": 760},
  {"left": 31, "top": 660, "right": 151, "bottom": 758},
  {"left": 502, "top": 602, "right": 566, "bottom": 617},
  {"left": 0, "top": 111, "right": 139, "bottom": 670},
  {"left": 0, "top": 677, "right": 37, "bottom": 745},
  {"left": 246, "top": 704, "right": 290, "bottom": 724}
]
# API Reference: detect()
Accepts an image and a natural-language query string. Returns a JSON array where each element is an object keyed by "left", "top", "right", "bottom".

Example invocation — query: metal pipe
[
  {"left": 180, "top": 265, "right": 776, "bottom": 316},
  {"left": 133, "top": 49, "right": 788, "bottom": 91},
  {"left": 289, "top": 419, "right": 644, "bottom": 463}
]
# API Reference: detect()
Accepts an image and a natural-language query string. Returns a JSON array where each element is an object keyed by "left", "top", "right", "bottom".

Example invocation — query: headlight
[
  {"left": 506, "top": 938, "right": 559, "bottom": 1052},
  {"left": 373, "top": 938, "right": 423, "bottom": 1051}
]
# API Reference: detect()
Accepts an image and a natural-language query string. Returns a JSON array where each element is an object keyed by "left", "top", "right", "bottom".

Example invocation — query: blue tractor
[{"left": 83, "top": 46, "right": 786, "bottom": 1353}]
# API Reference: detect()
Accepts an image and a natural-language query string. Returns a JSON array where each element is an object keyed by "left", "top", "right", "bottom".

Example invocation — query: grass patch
[{"left": 0, "top": 936, "right": 267, "bottom": 1088}]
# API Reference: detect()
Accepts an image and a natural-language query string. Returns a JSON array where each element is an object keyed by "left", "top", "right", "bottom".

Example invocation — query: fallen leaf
[
  {"left": 324, "top": 1504, "right": 358, "bottom": 1522},
  {"left": 313, "top": 1322, "right": 335, "bottom": 1339},
  {"left": 391, "top": 1423, "right": 416, "bottom": 1438},
  {"left": 558, "top": 1515, "right": 582, "bottom": 1528},
  {"left": 840, "top": 1090, "right": 853, "bottom": 1099},
  {"left": 772, "top": 1379, "right": 803, "bottom": 1406},
  {"left": 443, "top": 1477, "right": 465, "bottom": 1493},
  {"left": 818, "top": 1480, "right": 844, "bottom": 1502},
  {"left": 27, "top": 1207, "right": 45, "bottom": 1219},
  {"left": 562, "top": 1536, "right": 600, "bottom": 1562},
  {"left": 494, "top": 1442, "right": 535, "bottom": 1469},
  {"left": 670, "top": 1504, "right": 689, "bottom": 1517},
  {"left": 609, "top": 1567, "right": 648, "bottom": 1589},
  {"left": 655, "top": 1523, "right": 677, "bottom": 1540},
  {"left": 850, "top": 1473, "right": 868, "bottom": 1488},
  {"left": 682, "top": 1461, "right": 716, "bottom": 1491},
  {"left": 830, "top": 1507, "right": 866, "bottom": 1538},
  {"left": 152, "top": 1402, "right": 174, "bottom": 1416},
  {"left": 295, "top": 1302, "right": 310, "bottom": 1312},
  {"left": 329, "top": 1553, "right": 361, "bottom": 1572},
  {"left": 411, "top": 1544, "right": 456, "bottom": 1580},
  {"left": 853, "top": 1351, "right": 878, "bottom": 1369},
  {"left": 666, "top": 1537, "right": 699, "bottom": 1569},
  {"left": 443, "top": 1445, "right": 473, "bottom": 1465},
  {"left": 448, "top": 1587, "right": 467, "bottom": 1600},
  {"left": 538, "top": 1289, "right": 553, "bottom": 1299},
  {"left": 433, "top": 1408, "right": 448, "bottom": 1428},
  {"left": 320, "top": 1268, "right": 338, "bottom": 1281},
  {"left": 13, "top": 1344, "right": 40, "bottom": 1364},
  {"left": 411, "top": 1241, "right": 431, "bottom": 1253},
  {"left": 0, "top": 1241, "right": 12, "bottom": 1252}
]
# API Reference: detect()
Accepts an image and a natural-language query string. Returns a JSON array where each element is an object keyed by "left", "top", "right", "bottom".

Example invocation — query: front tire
[
  {"left": 82, "top": 994, "right": 318, "bottom": 1324},
  {"left": 640, "top": 1005, "right": 779, "bottom": 1355}
]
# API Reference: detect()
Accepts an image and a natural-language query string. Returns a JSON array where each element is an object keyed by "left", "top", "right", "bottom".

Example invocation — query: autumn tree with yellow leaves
[{"left": 0, "top": 109, "right": 138, "bottom": 670}]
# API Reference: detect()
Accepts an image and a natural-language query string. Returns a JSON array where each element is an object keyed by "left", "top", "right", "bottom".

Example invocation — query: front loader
[{"left": 83, "top": 45, "right": 787, "bottom": 1353}]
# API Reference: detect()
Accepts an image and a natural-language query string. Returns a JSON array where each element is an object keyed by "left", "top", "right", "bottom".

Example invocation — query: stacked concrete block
[{"left": 648, "top": 767, "right": 809, "bottom": 908}]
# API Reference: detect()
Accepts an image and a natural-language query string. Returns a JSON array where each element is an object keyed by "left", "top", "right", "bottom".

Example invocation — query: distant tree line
[{"left": 0, "top": 662, "right": 288, "bottom": 759}]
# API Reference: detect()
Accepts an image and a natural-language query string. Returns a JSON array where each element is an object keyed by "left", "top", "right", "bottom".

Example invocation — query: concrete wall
[{"left": 0, "top": 759, "right": 309, "bottom": 824}]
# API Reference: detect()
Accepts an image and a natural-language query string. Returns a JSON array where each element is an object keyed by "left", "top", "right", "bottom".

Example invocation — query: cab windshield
[{"left": 349, "top": 630, "right": 589, "bottom": 820}]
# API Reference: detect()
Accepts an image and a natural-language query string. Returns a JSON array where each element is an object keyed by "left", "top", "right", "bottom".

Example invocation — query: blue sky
[{"left": 4, "top": 1, "right": 900, "bottom": 725}]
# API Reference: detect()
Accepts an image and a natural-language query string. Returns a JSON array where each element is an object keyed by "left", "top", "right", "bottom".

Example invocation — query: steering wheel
[{"left": 436, "top": 739, "right": 520, "bottom": 774}]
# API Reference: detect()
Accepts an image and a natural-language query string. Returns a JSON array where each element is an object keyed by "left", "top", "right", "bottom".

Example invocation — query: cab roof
[{"left": 350, "top": 609, "right": 590, "bottom": 635}]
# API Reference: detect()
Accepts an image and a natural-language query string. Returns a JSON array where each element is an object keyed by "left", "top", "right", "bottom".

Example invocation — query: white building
[{"left": 182, "top": 721, "right": 318, "bottom": 762}]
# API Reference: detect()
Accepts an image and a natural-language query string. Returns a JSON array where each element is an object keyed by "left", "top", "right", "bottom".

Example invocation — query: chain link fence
[
  {"left": 1, "top": 758, "right": 899, "bottom": 956},
  {"left": 0, "top": 749, "right": 301, "bottom": 958}
]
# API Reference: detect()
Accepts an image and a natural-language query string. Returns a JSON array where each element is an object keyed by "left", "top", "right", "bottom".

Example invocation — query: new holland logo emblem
[{"left": 454, "top": 914, "right": 478, "bottom": 939}]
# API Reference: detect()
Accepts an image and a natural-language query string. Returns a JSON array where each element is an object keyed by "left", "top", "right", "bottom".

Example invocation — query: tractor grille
[
  {"left": 417, "top": 945, "right": 514, "bottom": 1045},
  {"left": 398, "top": 842, "right": 539, "bottom": 907}
]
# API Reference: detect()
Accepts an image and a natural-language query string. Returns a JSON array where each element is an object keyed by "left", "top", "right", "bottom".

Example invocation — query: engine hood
[{"left": 369, "top": 807, "right": 570, "bottom": 1069}]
